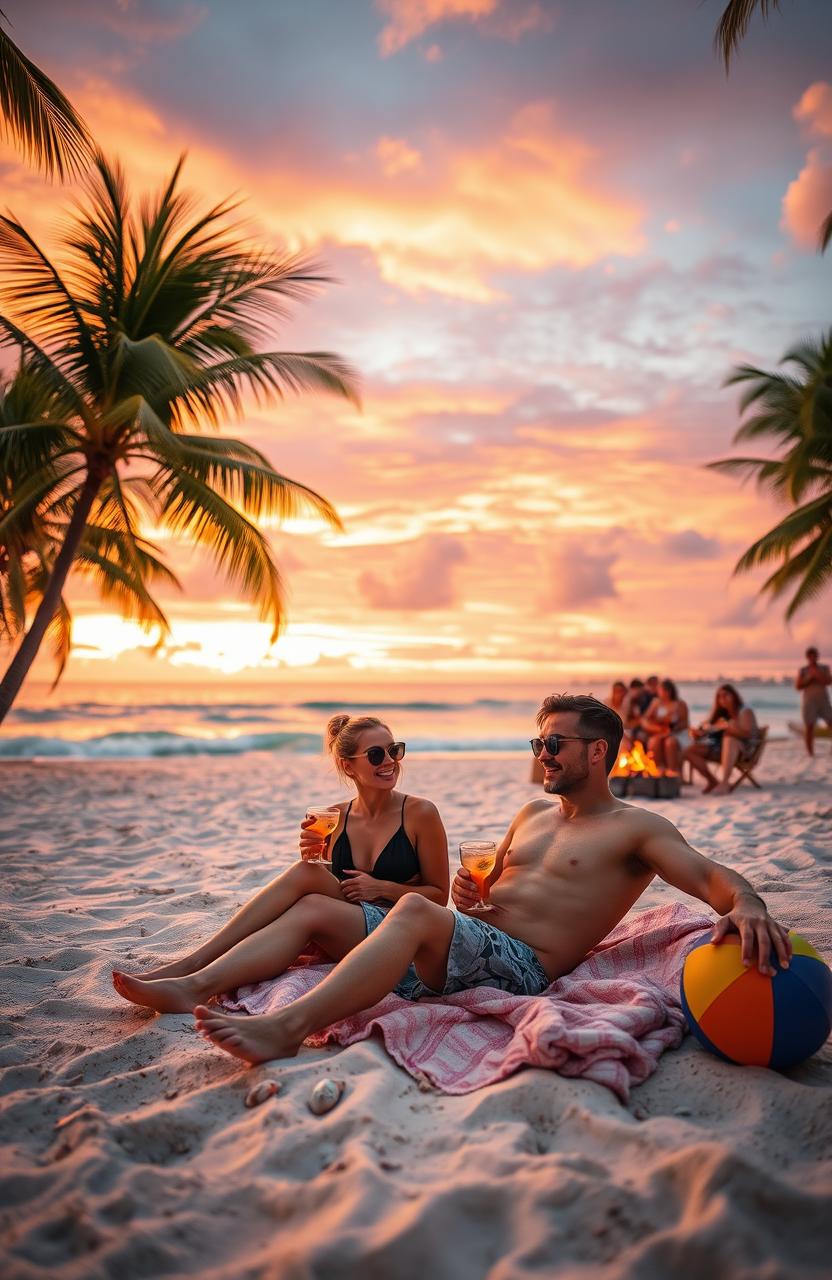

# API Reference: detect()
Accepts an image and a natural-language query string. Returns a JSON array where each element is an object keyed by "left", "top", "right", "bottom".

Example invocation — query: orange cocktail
[
  {"left": 459, "top": 840, "right": 497, "bottom": 911},
  {"left": 305, "top": 807, "right": 339, "bottom": 862}
]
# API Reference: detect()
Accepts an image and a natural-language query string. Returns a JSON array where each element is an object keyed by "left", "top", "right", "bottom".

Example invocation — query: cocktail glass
[
  {"left": 304, "top": 807, "right": 339, "bottom": 862},
  {"left": 459, "top": 840, "right": 497, "bottom": 911}
]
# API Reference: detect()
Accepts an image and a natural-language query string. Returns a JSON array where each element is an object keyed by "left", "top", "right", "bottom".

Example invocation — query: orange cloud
[
  {"left": 793, "top": 81, "right": 832, "bottom": 137},
  {"left": 377, "top": 0, "right": 498, "bottom": 56},
  {"left": 781, "top": 148, "right": 832, "bottom": 249},
  {"left": 376, "top": 136, "right": 423, "bottom": 176},
  {"left": 43, "top": 81, "right": 644, "bottom": 301}
]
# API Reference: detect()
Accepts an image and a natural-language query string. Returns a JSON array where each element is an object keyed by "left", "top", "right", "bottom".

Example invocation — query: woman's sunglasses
[
  {"left": 530, "top": 735, "right": 598, "bottom": 758},
  {"left": 347, "top": 741, "right": 406, "bottom": 766}
]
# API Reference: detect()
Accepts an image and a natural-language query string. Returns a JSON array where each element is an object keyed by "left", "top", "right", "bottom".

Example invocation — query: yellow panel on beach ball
[
  {"left": 789, "top": 934, "right": 824, "bottom": 962},
  {"left": 682, "top": 935, "right": 747, "bottom": 1023}
]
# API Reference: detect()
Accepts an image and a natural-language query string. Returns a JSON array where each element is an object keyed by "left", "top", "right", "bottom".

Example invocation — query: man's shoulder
[
  {"left": 615, "top": 802, "right": 681, "bottom": 840},
  {"left": 513, "top": 797, "right": 556, "bottom": 825}
]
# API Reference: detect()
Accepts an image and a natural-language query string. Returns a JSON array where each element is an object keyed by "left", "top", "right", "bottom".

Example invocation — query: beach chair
[{"left": 728, "top": 726, "right": 769, "bottom": 792}]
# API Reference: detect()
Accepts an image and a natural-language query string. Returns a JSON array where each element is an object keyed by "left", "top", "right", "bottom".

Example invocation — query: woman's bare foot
[
  {"left": 194, "top": 1005, "right": 303, "bottom": 1065},
  {"left": 133, "top": 957, "right": 201, "bottom": 981},
  {"left": 702, "top": 778, "right": 718, "bottom": 794},
  {"left": 710, "top": 783, "right": 731, "bottom": 796},
  {"left": 112, "top": 969, "right": 206, "bottom": 1013}
]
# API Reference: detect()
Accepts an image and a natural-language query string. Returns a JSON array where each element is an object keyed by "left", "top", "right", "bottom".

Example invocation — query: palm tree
[
  {"left": 0, "top": 11, "right": 93, "bottom": 177},
  {"left": 1, "top": 363, "right": 181, "bottom": 686},
  {"left": 0, "top": 154, "right": 358, "bottom": 722},
  {"left": 709, "top": 332, "right": 832, "bottom": 618}
]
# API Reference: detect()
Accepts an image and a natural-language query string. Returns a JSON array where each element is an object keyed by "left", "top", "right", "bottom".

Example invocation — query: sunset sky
[{"left": 2, "top": 0, "right": 831, "bottom": 688}]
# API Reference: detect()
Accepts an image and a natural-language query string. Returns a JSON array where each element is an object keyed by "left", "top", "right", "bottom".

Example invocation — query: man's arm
[{"left": 637, "top": 814, "right": 791, "bottom": 975}]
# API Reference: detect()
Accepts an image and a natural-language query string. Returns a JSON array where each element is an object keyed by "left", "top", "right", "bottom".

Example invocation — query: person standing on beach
[
  {"left": 112, "top": 714, "right": 449, "bottom": 1012},
  {"left": 795, "top": 647, "right": 832, "bottom": 757},
  {"left": 190, "top": 694, "right": 791, "bottom": 1067}
]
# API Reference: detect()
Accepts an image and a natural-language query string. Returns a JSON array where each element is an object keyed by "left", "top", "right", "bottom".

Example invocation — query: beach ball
[{"left": 680, "top": 932, "right": 832, "bottom": 1070}]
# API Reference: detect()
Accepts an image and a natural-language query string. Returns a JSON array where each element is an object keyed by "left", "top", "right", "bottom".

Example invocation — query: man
[
  {"left": 795, "top": 646, "right": 832, "bottom": 757},
  {"left": 195, "top": 694, "right": 790, "bottom": 1066}
]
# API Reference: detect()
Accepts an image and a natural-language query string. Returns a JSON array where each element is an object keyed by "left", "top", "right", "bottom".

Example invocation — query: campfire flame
[{"left": 612, "top": 741, "right": 660, "bottom": 778}]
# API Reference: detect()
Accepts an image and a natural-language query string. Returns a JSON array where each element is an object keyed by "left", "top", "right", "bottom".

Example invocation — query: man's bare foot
[
  {"left": 194, "top": 1005, "right": 303, "bottom": 1065},
  {"left": 112, "top": 969, "right": 205, "bottom": 1013}
]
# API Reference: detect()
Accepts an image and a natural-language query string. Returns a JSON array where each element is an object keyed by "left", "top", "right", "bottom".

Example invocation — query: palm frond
[
  {"left": 715, "top": 1, "right": 782, "bottom": 71},
  {"left": 167, "top": 350, "right": 360, "bottom": 428},
  {"left": 144, "top": 432, "right": 343, "bottom": 529},
  {"left": 43, "top": 593, "right": 71, "bottom": 687},
  {"left": 74, "top": 542, "right": 172, "bottom": 642},
  {"left": 0, "top": 212, "right": 102, "bottom": 379},
  {"left": 0, "top": 21, "right": 93, "bottom": 178},
  {"left": 733, "top": 495, "right": 832, "bottom": 571},
  {"left": 820, "top": 208, "right": 832, "bottom": 253},
  {"left": 154, "top": 467, "right": 285, "bottom": 639}
]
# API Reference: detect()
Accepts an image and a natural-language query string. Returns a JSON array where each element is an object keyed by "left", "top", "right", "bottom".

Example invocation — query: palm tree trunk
[{"left": 0, "top": 469, "right": 100, "bottom": 724}]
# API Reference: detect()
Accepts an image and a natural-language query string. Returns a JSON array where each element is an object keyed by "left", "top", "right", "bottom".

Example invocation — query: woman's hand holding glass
[{"left": 299, "top": 807, "right": 339, "bottom": 863}]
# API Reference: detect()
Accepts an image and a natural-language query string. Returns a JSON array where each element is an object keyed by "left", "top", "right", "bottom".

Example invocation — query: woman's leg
[
  {"left": 714, "top": 736, "right": 742, "bottom": 790},
  {"left": 194, "top": 896, "right": 456, "bottom": 1065},
  {"left": 683, "top": 744, "right": 718, "bottom": 790},
  {"left": 113, "top": 893, "right": 366, "bottom": 1014},
  {"left": 664, "top": 735, "right": 682, "bottom": 776},
  {"left": 138, "top": 861, "right": 343, "bottom": 979},
  {"left": 647, "top": 734, "right": 665, "bottom": 771}
]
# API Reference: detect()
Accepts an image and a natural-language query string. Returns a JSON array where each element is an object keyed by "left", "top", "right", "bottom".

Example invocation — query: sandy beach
[{"left": 1, "top": 743, "right": 831, "bottom": 1278}]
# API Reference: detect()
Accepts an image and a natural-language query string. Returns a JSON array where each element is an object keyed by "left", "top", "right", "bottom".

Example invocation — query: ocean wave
[
  {"left": 0, "top": 730, "right": 535, "bottom": 760},
  {"left": 0, "top": 730, "right": 323, "bottom": 760},
  {"left": 297, "top": 698, "right": 523, "bottom": 713}
]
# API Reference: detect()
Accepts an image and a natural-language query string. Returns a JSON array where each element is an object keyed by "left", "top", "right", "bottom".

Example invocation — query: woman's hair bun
[{"left": 326, "top": 713, "right": 351, "bottom": 751}]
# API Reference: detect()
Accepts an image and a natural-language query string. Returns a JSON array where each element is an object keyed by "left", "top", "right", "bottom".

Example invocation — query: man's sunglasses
[
  {"left": 346, "top": 742, "right": 406, "bottom": 766},
  {"left": 530, "top": 735, "right": 598, "bottom": 758}
]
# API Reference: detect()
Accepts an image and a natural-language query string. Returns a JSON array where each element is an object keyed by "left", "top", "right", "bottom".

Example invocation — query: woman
[
  {"left": 683, "top": 684, "right": 758, "bottom": 795},
  {"left": 605, "top": 680, "right": 632, "bottom": 752},
  {"left": 112, "top": 714, "right": 449, "bottom": 1013},
  {"left": 643, "top": 678, "right": 690, "bottom": 776}
]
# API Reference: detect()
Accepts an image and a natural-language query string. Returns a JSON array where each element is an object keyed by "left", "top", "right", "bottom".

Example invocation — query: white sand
[{"left": 1, "top": 743, "right": 831, "bottom": 1278}]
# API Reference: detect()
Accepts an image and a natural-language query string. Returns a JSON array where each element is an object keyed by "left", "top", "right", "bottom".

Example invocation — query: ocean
[{"left": 0, "top": 679, "right": 802, "bottom": 760}]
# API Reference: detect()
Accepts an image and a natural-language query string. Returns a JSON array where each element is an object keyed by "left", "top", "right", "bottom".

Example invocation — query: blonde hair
[{"left": 325, "top": 714, "right": 391, "bottom": 782}]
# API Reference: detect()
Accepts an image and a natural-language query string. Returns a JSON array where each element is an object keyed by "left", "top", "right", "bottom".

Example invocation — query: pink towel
[{"left": 221, "top": 902, "right": 713, "bottom": 1100}]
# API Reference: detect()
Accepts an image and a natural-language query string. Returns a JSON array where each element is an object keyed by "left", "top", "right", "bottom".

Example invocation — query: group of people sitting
[{"left": 606, "top": 676, "right": 760, "bottom": 796}]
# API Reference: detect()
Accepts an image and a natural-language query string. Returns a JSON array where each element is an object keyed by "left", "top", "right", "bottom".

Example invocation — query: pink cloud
[
  {"left": 781, "top": 147, "right": 832, "bottom": 249},
  {"left": 358, "top": 535, "right": 467, "bottom": 609},
  {"left": 540, "top": 545, "right": 618, "bottom": 611}
]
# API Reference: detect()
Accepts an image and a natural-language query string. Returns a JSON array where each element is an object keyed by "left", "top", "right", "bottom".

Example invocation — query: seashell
[
  {"left": 245, "top": 1080, "right": 281, "bottom": 1108},
  {"left": 307, "top": 1078, "right": 345, "bottom": 1115}
]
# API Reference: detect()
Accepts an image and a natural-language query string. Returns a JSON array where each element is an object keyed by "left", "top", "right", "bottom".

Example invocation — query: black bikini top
[{"left": 330, "top": 796, "right": 420, "bottom": 884}]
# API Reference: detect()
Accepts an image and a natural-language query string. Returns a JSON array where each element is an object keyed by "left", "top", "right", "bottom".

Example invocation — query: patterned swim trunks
[{"left": 359, "top": 902, "right": 551, "bottom": 1002}]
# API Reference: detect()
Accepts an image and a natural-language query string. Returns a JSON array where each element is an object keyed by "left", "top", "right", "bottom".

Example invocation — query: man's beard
[{"left": 542, "top": 761, "right": 590, "bottom": 795}]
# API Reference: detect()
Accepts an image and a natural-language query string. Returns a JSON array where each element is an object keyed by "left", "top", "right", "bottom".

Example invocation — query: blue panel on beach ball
[
  {"left": 769, "top": 967, "right": 832, "bottom": 1071},
  {"left": 789, "top": 953, "right": 832, "bottom": 1016}
]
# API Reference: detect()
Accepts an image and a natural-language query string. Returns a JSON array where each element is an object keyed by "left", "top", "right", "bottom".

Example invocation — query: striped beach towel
[{"left": 221, "top": 902, "right": 712, "bottom": 1100}]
